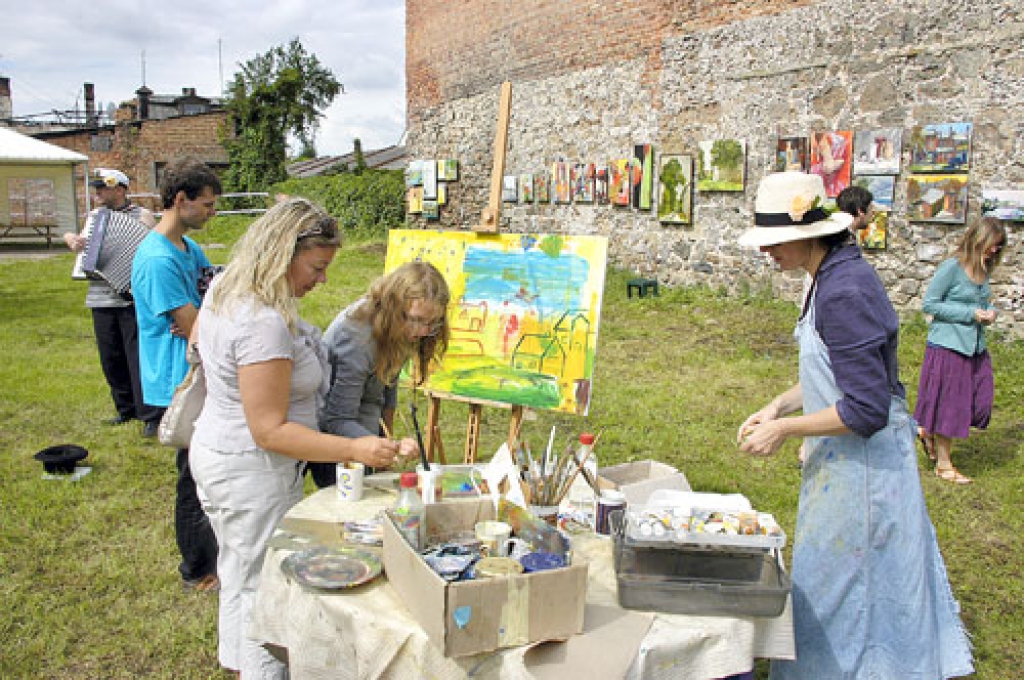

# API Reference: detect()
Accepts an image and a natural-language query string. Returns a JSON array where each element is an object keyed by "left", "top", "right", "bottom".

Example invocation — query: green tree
[
  {"left": 224, "top": 38, "right": 342, "bottom": 191},
  {"left": 711, "top": 140, "right": 744, "bottom": 183}
]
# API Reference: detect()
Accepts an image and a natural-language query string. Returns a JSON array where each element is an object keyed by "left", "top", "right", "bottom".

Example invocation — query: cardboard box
[
  {"left": 598, "top": 460, "right": 691, "bottom": 506},
  {"left": 382, "top": 499, "right": 588, "bottom": 657}
]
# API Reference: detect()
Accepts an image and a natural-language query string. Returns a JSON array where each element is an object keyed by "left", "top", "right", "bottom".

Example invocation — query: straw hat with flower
[{"left": 738, "top": 172, "right": 854, "bottom": 248}]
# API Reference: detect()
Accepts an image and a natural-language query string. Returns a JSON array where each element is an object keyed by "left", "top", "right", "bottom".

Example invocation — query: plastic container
[
  {"left": 392, "top": 472, "right": 425, "bottom": 551},
  {"left": 614, "top": 534, "right": 791, "bottom": 617}
]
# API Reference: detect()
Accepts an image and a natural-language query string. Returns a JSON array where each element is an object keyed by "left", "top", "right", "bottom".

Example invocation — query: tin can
[{"left": 595, "top": 489, "right": 627, "bottom": 535}]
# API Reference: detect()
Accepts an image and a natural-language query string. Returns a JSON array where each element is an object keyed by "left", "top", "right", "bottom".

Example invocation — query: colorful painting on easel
[{"left": 385, "top": 230, "right": 609, "bottom": 415}]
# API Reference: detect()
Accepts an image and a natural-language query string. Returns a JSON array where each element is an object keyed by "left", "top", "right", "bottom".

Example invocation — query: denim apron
[{"left": 771, "top": 291, "right": 974, "bottom": 679}]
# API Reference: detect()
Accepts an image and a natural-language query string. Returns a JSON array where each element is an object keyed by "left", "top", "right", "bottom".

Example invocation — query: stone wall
[{"left": 405, "top": 0, "right": 1024, "bottom": 336}]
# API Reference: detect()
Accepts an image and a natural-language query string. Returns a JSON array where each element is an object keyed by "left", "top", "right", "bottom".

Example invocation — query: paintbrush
[
  {"left": 378, "top": 418, "right": 393, "bottom": 440},
  {"left": 409, "top": 403, "right": 431, "bottom": 471},
  {"left": 542, "top": 425, "right": 556, "bottom": 479}
]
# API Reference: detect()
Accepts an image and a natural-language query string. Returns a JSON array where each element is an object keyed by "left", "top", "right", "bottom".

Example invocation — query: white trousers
[{"left": 191, "top": 442, "right": 304, "bottom": 679}]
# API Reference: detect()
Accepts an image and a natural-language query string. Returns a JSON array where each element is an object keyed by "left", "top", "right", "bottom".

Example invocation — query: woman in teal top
[{"left": 915, "top": 217, "right": 1007, "bottom": 484}]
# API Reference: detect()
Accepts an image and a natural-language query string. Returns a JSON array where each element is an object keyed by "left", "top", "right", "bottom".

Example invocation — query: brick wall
[{"left": 405, "top": 0, "right": 1024, "bottom": 336}]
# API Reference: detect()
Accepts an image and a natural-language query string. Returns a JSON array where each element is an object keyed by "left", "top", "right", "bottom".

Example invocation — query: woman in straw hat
[{"left": 736, "top": 172, "right": 973, "bottom": 679}]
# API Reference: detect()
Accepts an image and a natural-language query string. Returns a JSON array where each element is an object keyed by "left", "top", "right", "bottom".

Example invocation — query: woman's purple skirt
[{"left": 914, "top": 343, "right": 993, "bottom": 439}]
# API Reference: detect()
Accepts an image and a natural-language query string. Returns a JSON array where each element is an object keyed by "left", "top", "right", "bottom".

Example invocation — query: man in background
[
  {"left": 63, "top": 168, "right": 160, "bottom": 433},
  {"left": 132, "top": 158, "right": 221, "bottom": 592}
]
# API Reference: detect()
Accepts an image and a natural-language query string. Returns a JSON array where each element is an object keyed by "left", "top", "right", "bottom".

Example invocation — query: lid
[
  {"left": 476, "top": 556, "right": 525, "bottom": 577},
  {"left": 399, "top": 471, "right": 418, "bottom": 488},
  {"left": 520, "top": 551, "right": 566, "bottom": 572},
  {"left": 578, "top": 433, "right": 595, "bottom": 445},
  {"left": 599, "top": 489, "right": 627, "bottom": 504}
]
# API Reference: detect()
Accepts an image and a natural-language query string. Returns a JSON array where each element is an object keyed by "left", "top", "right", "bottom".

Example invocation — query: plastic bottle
[
  {"left": 566, "top": 433, "right": 598, "bottom": 528},
  {"left": 393, "top": 471, "right": 425, "bottom": 550}
]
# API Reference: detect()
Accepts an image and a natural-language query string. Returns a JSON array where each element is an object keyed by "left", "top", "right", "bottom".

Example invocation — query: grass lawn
[{"left": 1, "top": 220, "right": 1021, "bottom": 678}]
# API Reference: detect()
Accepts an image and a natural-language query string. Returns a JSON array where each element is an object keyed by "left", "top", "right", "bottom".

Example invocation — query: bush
[{"left": 273, "top": 169, "right": 405, "bottom": 240}]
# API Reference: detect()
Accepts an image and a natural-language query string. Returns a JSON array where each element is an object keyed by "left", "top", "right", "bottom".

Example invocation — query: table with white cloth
[{"left": 248, "top": 484, "right": 795, "bottom": 680}]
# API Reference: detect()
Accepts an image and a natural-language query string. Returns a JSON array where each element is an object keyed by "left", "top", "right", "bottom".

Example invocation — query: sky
[{"left": 0, "top": 0, "right": 406, "bottom": 157}]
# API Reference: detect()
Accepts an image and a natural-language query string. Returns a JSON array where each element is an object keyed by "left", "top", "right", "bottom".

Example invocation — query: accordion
[{"left": 78, "top": 208, "right": 150, "bottom": 294}]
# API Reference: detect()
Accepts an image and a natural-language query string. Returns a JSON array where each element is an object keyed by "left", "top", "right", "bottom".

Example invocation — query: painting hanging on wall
[
  {"left": 571, "top": 163, "right": 595, "bottom": 203},
  {"left": 907, "top": 174, "right": 968, "bottom": 223},
  {"left": 657, "top": 154, "right": 693, "bottom": 225},
  {"left": 908, "top": 122, "right": 972, "bottom": 173},
  {"left": 437, "top": 183, "right": 447, "bottom": 206},
  {"left": 853, "top": 175, "right": 896, "bottom": 211},
  {"left": 406, "top": 161, "right": 424, "bottom": 188},
  {"left": 854, "top": 128, "right": 901, "bottom": 175},
  {"left": 594, "top": 165, "right": 609, "bottom": 204},
  {"left": 610, "top": 159, "right": 631, "bottom": 206},
  {"left": 534, "top": 172, "right": 550, "bottom": 203},
  {"left": 633, "top": 144, "right": 655, "bottom": 210},
  {"left": 697, "top": 139, "right": 746, "bottom": 192},
  {"left": 407, "top": 187, "right": 423, "bottom": 214},
  {"left": 422, "top": 200, "right": 440, "bottom": 221},
  {"left": 519, "top": 173, "right": 534, "bottom": 203},
  {"left": 422, "top": 159, "right": 438, "bottom": 200},
  {"left": 553, "top": 161, "right": 571, "bottom": 204},
  {"left": 856, "top": 211, "right": 888, "bottom": 250},
  {"left": 981, "top": 189, "right": 1024, "bottom": 221},
  {"left": 809, "top": 130, "right": 852, "bottom": 197},
  {"left": 775, "top": 137, "right": 807, "bottom": 172},
  {"left": 502, "top": 175, "right": 518, "bottom": 203},
  {"left": 438, "top": 159, "right": 459, "bottom": 181},
  {"left": 385, "top": 230, "right": 609, "bottom": 415}
]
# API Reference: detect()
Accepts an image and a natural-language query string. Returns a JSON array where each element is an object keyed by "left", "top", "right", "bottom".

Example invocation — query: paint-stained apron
[{"left": 771, "top": 292, "right": 974, "bottom": 680}]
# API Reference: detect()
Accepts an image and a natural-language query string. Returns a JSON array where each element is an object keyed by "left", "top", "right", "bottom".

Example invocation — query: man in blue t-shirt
[{"left": 132, "top": 157, "right": 220, "bottom": 592}]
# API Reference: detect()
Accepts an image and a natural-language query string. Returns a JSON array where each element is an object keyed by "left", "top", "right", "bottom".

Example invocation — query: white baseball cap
[{"left": 90, "top": 168, "right": 130, "bottom": 189}]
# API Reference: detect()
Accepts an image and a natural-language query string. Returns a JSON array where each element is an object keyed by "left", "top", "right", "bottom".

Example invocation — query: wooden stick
[{"left": 378, "top": 418, "right": 393, "bottom": 440}]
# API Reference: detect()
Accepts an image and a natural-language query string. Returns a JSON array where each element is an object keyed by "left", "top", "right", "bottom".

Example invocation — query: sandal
[
  {"left": 182, "top": 573, "right": 220, "bottom": 593},
  {"left": 917, "top": 427, "right": 937, "bottom": 462},
  {"left": 934, "top": 466, "right": 972, "bottom": 485}
]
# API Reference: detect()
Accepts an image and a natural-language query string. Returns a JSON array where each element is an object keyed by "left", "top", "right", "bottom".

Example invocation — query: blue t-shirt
[{"left": 131, "top": 231, "right": 210, "bottom": 407}]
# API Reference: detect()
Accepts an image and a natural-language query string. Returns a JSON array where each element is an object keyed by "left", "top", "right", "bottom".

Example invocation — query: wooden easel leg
[
  {"left": 425, "top": 395, "right": 441, "bottom": 463},
  {"left": 465, "top": 404, "right": 483, "bottom": 464},
  {"left": 432, "top": 425, "right": 447, "bottom": 466},
  {"left": 508, "top": 405, "right": 524, "bottom": 454}
]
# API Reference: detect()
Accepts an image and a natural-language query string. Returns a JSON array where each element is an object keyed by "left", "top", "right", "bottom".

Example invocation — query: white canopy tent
[{"left": 0, "top": 127, "right": 89, "bottom": 246}]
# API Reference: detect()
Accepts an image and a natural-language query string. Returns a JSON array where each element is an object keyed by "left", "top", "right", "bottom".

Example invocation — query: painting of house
[
  {"left": 907, "top": 174, "right": 968, "bottom": 223},
  {"left": 697, "top": 139, "right": 745, "bottom": 192},
  {"left": 385, "top": 230, "right": 609, "bottom": 415},
  {"left": 908, "top": 123, "right": 972, "bottom": 173},
  {"left": 854, "top": 128, "right": 902, "bottom": 175},
  {"left": 775, "top": 137, "right": 807, "bottom": 172},
  {"left": 809, "top": 130, "right": 852, "bottom": 197},
  {"left": 657, "top": 154, "right": 692, "bottom": 225},
  {"left": 982, "top": 189, "right": 1024, "bottom": 221}
]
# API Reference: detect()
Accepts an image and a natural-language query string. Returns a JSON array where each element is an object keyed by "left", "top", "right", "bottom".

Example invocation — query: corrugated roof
[
  {"left": 0, "top": 126, "right": 89, "bottom": 163},
  {"left": 287, "top": 144, "right": 407, "bottom": 178}
]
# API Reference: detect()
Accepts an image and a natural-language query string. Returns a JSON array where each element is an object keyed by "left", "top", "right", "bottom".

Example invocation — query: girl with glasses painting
[
  {"left": 915, "top": 216, "right": 1008, "bottom": 484},
  {"left": 312, "top": 261, "right": 451, "bottom": 487}
]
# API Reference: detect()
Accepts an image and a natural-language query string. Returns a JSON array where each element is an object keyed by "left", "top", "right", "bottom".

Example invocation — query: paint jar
[{"left": 595, "top": 490, "right": 627, "bottom": 535}]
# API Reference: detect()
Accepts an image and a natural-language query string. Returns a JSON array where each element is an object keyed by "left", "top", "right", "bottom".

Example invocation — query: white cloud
[{"left": 0, "top": 0, "right": 405, "bottom": 156}]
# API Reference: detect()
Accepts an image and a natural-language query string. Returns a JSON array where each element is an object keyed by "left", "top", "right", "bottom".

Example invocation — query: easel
[{"left": 423, "top": 81, "right": 524, "bottom": 465}]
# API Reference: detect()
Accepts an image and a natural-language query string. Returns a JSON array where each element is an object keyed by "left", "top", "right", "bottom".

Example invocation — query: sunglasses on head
[{"left": 296, "top": 216, "right": 338, "bottom": 241}]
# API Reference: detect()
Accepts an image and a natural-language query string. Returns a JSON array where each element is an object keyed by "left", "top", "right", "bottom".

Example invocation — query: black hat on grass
[{"left": 33, "top": 444, "right": 88, "bottom": 474}]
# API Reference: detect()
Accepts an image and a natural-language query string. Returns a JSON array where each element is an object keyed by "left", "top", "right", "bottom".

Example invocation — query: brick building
[{"left": 404, "top": 0, "right": 1024, "bottom": 335}]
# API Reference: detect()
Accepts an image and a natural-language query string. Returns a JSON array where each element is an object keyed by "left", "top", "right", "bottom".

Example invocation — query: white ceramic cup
[
  {"left": 475, "top": 520, "right": 512, "bottom": 556},
  {"left": 416, "top": 464, "right": 443, "bottom": 504},
  {"left": 336, "top": 462, "right": 365, "bottom": 502}
]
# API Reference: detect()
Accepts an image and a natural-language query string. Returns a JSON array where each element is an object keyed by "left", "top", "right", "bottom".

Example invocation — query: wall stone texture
[{"left": 406, "top": 0, "right": 1024, "bottom": 336}]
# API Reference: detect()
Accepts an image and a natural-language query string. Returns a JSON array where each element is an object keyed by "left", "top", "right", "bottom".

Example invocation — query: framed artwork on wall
[
  {"left": 422, "top": 159, "right": 438, "bottom": 200},
  {"left": 853, "top": 175, "right": 896, "bottom": 211},
  {"left": 854, "top": 128, "right": 902, "bottom": 175},
  {"left": 633, "top": 144, "right": 654, "bottom": 209},
  {"left": 697, "top": 139, "right": 746, "bottom": 192},
  {"left": 553, "top": 161, "right": 571, "bottom": 204},
  {"left": 502, "top": 175, "right": 518, "bottom": 203},
  {"left": 908, "top": 123, "right": 972, "bottom": 173},
  {"left": 981, "top": 189, "right": 1024, "bottom": 221},
  {"left": 775, "top": 137, "right": 807, "bottom": 172},
  {"left": 657, "top": 154, "right": 693, "bottom": 225},
  {"left": 594, "top": 165, "right": 609, "bottom": 204},
  {"left": 534, "top": 172, "right": 551, "bottom": 203},
  {"left": 809, "top": 130, "right": 853, "bottom": 198},
  {"left": 907, "top": 174, "right": 968, "bottom": 223},
  {"left": 519, "top": 173, "right": 534, "bottom": 203},
  {"left": 406, "top": 160, "right": 424, "bottom": 187},
  {"left": 437, "top": 183, "right": 447, "bottom": 206},
  {"left": 407, "top": 186, "right": 423, "bottom": 214},
  {"left": 856, "top": 211, "right": 888, "bottom": 250},
  {"left": 571, "top": 163, "right": 595, "bottom": 203},
  {"left": 610, "top": 159, "right": 631, "bottom": 206},
  {"left": 422, "top": 200, "right": 440, "bottom": 220},
  {"left": 438, "top": 159, "right": 459, "bottom": 181}
]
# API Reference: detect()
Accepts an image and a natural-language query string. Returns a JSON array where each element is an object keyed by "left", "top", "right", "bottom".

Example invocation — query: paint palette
[{"left": 281, "top": 546, "right": 382, "bottom": 590}]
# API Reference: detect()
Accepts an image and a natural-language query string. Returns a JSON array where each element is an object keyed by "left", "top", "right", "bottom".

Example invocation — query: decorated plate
[{"left": 281, "top": 546, "right": 382, "bottom": 590}]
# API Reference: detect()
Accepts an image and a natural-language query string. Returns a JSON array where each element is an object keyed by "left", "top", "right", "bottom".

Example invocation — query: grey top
[{"left": 319, "top": 298, "right": 398, "bottom": 438}]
